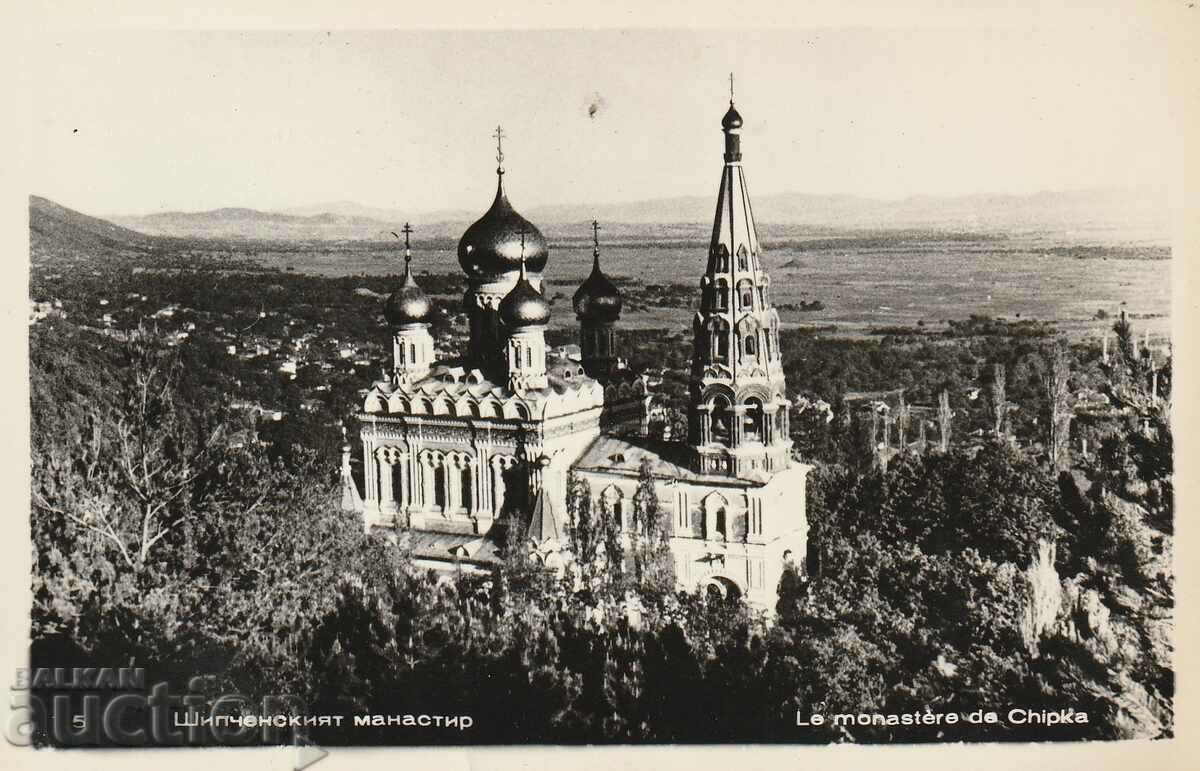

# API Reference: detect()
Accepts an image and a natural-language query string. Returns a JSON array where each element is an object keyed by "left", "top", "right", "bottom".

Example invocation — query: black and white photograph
[{"left": 5, "top": 1, "right": 1195, "bottom": 766}]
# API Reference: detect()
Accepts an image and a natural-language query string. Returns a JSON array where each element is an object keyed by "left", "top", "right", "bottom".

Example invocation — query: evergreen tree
[{"left": 631, "top": 457, "right": 675, "bottom": 599}]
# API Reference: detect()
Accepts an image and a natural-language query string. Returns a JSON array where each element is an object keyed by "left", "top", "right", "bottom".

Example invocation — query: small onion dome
[
  {"left": 384, "top": 262, "right": 432, "bottom": 327},
  {"left": 499, "top": 259, "right": 550, "bottom": 328},
  {"left": 458, "top": 172, "right": 549, "bottom": 278},
  {"left": 573, "top": 251, "right": 621, "bottom": 322},
  {"left": 721, "top": 102, "right": 743, "bottom": 130}
]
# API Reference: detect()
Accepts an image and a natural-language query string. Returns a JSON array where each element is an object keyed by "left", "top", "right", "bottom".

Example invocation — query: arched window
[
  {"left": 433, "top": 462, "right": 446, "bottom": 509},
  {"left": 716, "top": 333, "right": 729, "bottom": 361},
  {"left": 737, "top": 245, "right": 749, "bottom": 271},
  {"left": 716, "top": 286, "right": 729, "bottom": 310},
  {"left": 409, "top": 342, "right": 416, "bottom": 362},
  {"left": 525, "top": 347, "right": 532, "bottom": 368},
  {"left": 715, "top": 245, "right": 729, "bottom": 272},
  {"left": 744, "top": 398, "right": 765, "bottom": 443},
  {"left": 711, "top": 396, "right": 732, "bottom": 446},
  {"left": 744, "top": 334, "right": 757, "bottom": 357},
  {"left": 460, "top": 466, "right": 472, "bottom": 511},
  {"left": 741, "top": 286, "right": 754, "bottom": 308}
]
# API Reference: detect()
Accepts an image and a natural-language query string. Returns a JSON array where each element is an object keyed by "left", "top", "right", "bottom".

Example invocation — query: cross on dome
[{"left": 493, "top": 125, "right": 506, "bottom": 171}]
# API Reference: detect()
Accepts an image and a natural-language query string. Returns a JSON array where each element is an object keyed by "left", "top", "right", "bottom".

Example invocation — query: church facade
[{"left": 346, "top": 96, "right": 810, "bottom": 608}]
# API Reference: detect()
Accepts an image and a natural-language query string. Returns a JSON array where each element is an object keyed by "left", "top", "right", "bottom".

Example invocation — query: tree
[
  {"left": 988, "top": 362, "right": 1008, "bottom": 439},
  {"left": 565, "top": 470, "right": 600, "bottom": 581},
  {"left": 1043, "top": 342, "right": 1072, "bottom": 471},
  {"left": 937, "top": 389, "right": 952, "bottom": 452},
  {"left": 630, "top": 458, "right": 675, "bottom": 598}
]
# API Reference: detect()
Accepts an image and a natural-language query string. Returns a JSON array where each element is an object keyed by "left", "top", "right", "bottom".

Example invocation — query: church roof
[
  {"left": 457, "top": 171, "right": 549, "bottom": 279},
  {"left": 384, "top": 260, "right": 432, "bottom": 327},
  {"left": 572, "top": 435, "right": 772, "bottom": 487},
  {"left": 406, "top": 529, "right": 504, "bottom": 567},
  {"left": 525, "top": 488, "right": 562, "bottom": 543}
]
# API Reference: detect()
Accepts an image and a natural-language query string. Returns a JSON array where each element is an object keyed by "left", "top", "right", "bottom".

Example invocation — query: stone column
[
  {"left": 441, "top": 459, "right": 455, "bottom": 512},
  {"left": 698, "top": 404, "right": 712, "bottom": 445},
  {"left": 731, "top": 405, "right": 747, "bottom": 448},
  {"left": 363, "top": 439, "right": 377, "bottom": 507},
  {"left": 491, "top": 459, "right": 504, "bottom": 517},
  {"left": 422, "top": 455, "right": 436, "bottom": 510},
  {"left": 397, "top": 454, "right": 409, "bottom": 509}
]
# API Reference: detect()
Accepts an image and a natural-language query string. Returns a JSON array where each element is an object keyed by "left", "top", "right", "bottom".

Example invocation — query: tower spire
[{"left": 687, "top": 88, "right": 789, "bottom": 477}]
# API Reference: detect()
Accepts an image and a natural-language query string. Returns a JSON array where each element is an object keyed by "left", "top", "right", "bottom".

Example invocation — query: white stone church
[{"left": 342, "top": 96, "right": 811, "bottom": 608}]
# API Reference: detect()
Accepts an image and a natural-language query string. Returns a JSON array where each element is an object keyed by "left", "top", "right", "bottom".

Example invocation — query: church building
[{"left": 346, "top": 94, "right": 811, "bottom": 607}]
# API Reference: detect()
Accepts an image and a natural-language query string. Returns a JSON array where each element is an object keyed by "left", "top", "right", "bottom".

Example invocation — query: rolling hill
[
  {"left": 107, "top": 186, "right": 1171, "bottom": 244},
  {"left": 30, "top": 195, "right": 157, "bottom": 256}
]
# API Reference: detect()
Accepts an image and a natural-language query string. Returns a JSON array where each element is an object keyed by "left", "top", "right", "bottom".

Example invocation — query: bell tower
[{"left": 687, "top": 83, "right": 792, "bottom": 477}]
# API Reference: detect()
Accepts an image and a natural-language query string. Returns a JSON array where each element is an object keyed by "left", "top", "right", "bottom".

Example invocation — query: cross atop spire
[
  {"left": 401, "top": 222, "right": 413, "bottom": 264},
  {"left": 493, "top": 125, "right": 506, "bottom": 172},
  {"left": 591, "top": 219, "right": 601, "bottom": 256},
  {"left": 729, "top": 71, "right": 735, "bottom": 103}
]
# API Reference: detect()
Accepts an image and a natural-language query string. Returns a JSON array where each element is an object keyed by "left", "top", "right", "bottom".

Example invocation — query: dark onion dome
[
  {"left": 721, "top": 102, "right": 743, "bottom": 130},
  {"left": 384, "top": 261, "right": 432, "bottom": 327},
  {"left": 573, "top": 250, "right": 622, "bottom": 322},
  {"left": 499, "top": 259, "right": 550, "bottom": 328},
  {"left": 458, "top": 172, "right": 549, "bottom": 278}
]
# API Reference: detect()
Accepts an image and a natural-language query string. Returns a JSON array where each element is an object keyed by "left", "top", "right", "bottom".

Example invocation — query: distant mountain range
[{"left": 104, "top": 187, "right": 1171, "bottom": 244}]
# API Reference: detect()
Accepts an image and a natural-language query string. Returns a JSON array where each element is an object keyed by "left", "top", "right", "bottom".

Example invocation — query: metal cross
[
  {"left": 493, "top": 125, "right": 505, "bottom": 165},
  {"left": 591, "top": 219, "right": 601, "bottom": 249},
  {"left": 729, "top": 72, "right": 734, "bottom": 102}
]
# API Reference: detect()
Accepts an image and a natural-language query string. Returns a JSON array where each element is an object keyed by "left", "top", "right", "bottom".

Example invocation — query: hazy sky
[{"left": 29, "top": 26, "right": 1174, "bottom": 216}]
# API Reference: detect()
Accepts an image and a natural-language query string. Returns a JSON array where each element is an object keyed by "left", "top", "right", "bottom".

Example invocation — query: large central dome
[{"left": 457, "top": 173, "right": 549, "bottom": 279}]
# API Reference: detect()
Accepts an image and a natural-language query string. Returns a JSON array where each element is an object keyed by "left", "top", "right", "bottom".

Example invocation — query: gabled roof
[{"left": 526, "top": 488, "right": 562, "bottom": 544}]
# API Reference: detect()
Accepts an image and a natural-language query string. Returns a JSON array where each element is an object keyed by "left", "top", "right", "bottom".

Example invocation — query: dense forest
[{"left": 27, "top": 220, "right": 1173, "bottom": 745}]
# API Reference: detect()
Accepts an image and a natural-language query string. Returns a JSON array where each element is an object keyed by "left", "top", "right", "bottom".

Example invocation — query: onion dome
[
  {"left": 384, "top": 225, "right": 432, "bottom": 326},
  {"left": 722, "top": 102, "right": 743, "bottom": 130},
  {"left": 499, "top": 255, "right": 550, "bottom": 328},
  {"left": 458, "top": 170, "right": 549, "bottom": 279},
  {"left": 573, "top": 222, "right": 622, "bottom": 321}
]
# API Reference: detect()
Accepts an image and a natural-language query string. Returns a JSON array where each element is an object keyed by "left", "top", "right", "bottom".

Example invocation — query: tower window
[
  {"left": 741, "top": 288, "right": 753, "bottom": 307},
  {"left": 744, "top": 334, "right": 757, "bottom": 357},
  {"left": 710, "top": 397, "right": 732, "bottom": 446},
  {"left": 737, "top": 246, "right": 749, "bottom": 271},
  {"left": 716, "top": 334, "right": 729, "bottom": 361},
  {"left": 410, "top": 342, "right": 416, "bottom": 361},
  {"left": 715, "top": 245, "right": 730, "bottom": 272},
  {"left": 525, "top": 347, "right": 532, "bottom": 368},
  {"left": 744, "top": 398, "right": 765, "bottom": 443}
]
